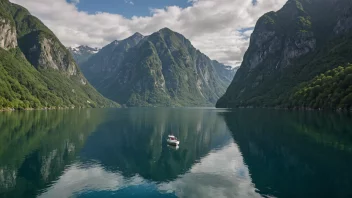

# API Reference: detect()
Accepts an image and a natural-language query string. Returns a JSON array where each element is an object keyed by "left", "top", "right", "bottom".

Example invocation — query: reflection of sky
[{"left": 38, "top": 143, "right": 262, "bottom": 198}]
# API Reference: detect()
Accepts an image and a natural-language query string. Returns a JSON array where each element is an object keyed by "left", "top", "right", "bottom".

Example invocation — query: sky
[{"left": 9, "top": 0, "right": 287, "bottom": 67}]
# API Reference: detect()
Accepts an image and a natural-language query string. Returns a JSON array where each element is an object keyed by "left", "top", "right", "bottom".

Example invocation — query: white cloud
[
  {"left": 124, "top": 0, "right": 134, "bottom": 5},
  {"left": 38, "top": 164, "right": 145, "bottom": 198},
  {"left": 9, "top": 0, "right": 286, "bottom": 66},
  {"left": 38, "top": 143, "right": 262, "bottom": 198},
  {"left": 157, "top": 143, "right": 263, "bottom": 198}
]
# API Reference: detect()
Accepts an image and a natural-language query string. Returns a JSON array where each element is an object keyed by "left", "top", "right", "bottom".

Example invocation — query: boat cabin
[{"left": 168, "top": 135, "right": 177, "bottom": 140}]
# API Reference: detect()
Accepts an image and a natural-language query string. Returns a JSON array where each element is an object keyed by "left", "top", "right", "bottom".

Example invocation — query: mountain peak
[
  {"left": 68, "top": 45, "right": 100, "bottom": 64},
  {"left": 132, "top": 32, "right": 143, "bottom": 37},
  {"left": 216, "top": 0, "right": 352, "bottom": 109},
  {"left": 128, "top": 32, "right": 144, "bottom": 41},
  {"left": 158, "top": 27, "right": 174, "bottom": 33},
  {"left": 79, "top": 28, "right": 236, "bottom": 107}
]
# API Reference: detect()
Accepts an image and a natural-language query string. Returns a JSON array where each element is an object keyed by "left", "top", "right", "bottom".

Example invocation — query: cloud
[
  {"left": 38, "top": 143, "right": 262, "bottom": 198},
  {"left": 157, "top": 143, "right": 263, "bottom": 198},
  {"left": 37, "top": 164, "right": 145, "bottom": 198},
  {"left": 9, "top": 0, "right": 286, "bottom": 66},
  {"left": 124, "top": 0, "right": 134, "bottom": 5}
]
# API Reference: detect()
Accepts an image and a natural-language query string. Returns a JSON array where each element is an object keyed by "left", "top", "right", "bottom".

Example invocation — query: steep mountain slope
[
  {"left": 81, "top": 32, "right": 144, "bottom": 86},
  {"left": 217, "top": 0, "right": 352, "bottom": 110},
  {"left": 68, "top": 45, "right": 100, "bottom": 65},
  {"left": 80, "top": 28, "right": 236, "bottom": 107},
  {"left": 0, "top": 0, "right": 116, "bottom": 109}
]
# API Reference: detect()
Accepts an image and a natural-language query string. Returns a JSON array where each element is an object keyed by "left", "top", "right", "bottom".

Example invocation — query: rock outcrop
[
  {"left": 0, "top": 17, "right": 17, "bottom": 50},
  {"left": 217, "top": 0, "right": 352, "bottom": 109},
  {"left": 0, "top": 0, "right": 116, "bottom": 109},
  {"left": 79, "top": 28, "right": 236, "bottom": 107}
]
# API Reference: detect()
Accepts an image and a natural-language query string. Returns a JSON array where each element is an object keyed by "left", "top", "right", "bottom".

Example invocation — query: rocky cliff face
[
  {"left": 81, "top": 32, "right": 144, "bottom": 78},
  {"left": 0, "top": 0, "right": 116, "bottom": 109},
  {"left": 9, "top": 5, "right": 79, "bottom": 77},
  {"left": 79, "top": 28, "right": 235, "bottom": 107},
  {"left": 0, "top": 17, "right": 17, "bottom": 50},
  {"left": 217, "top": 0, "right": 352, "bottom": 108},
  {"left": 38, "top": 37, "right": 78, "bottom": 76}
]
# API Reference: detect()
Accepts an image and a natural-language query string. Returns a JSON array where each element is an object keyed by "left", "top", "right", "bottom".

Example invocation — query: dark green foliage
[
  {"left": 0, "top": 1, "right": 15, "bottom": 26},
  {"left": 0, "top": 48, "right": 115, "bottom": 109},
  {"left": 0, "top": 109, "right": 107, "bottom": 197},
  {"left": 80, "top": 28, "right": 236, "bottom": 107},
  {"left": 217, "top": 0, "right": 352, "bottom": 109},
  {"left": 288, "top": 65, "right": 352, "bottom": 109},
  {"left": 0, "top": 0, "right": 117, "bottom": 110},
  {"left": 6, "top": 2, "right": 53, "bottom": 38}
]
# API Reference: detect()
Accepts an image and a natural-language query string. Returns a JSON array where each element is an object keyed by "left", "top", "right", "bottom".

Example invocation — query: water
[{"left": 0, "top": 108, "right": 352, "bottom": 198}]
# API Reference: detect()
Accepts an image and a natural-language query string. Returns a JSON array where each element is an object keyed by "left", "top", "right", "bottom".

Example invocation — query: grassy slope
[
  {"left": 0, "top": 0, "right": 117, "bottom": 109},
  {"left": 0, "top": 48, "right": 115, "bottom": 109}
]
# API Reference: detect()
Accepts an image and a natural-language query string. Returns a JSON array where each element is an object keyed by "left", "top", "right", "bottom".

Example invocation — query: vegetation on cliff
[
  {"left": 0, "top": 0, "right": 117, "bottom": 110},
  {"left": 217, "top": 0, "right": 352, "bottom": 110}
]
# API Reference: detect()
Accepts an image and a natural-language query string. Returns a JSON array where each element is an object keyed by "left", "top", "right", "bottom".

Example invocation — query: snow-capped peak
[{"left": 68, "top": 45, "right": 100, "bottom": 55}]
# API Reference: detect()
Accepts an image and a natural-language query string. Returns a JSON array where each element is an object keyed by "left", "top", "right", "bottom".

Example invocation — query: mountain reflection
[
  {"left": 221, "top": 109, "right": 352, "bottom": 198},
  {"left": 80, "top": 108, "right": 232, "bottom": 182},
  {"left": 0, "top": 109, "right": 105, "bottom": 198},
  {"left": 1, "top": 108, "right": 259, "bottom": 198}
]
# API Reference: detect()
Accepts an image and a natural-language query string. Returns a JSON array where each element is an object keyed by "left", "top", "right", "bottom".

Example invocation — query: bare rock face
[
  {"left": 79, "top": 29, "right": 236, "bottom": 107},
  {"left": 217, "top": 0, "right": 352, "bottom": 108},
  {"left": 281, "top": 31, "right": 316, "bottom": 68},
  {"left": 0, "top": 17, "right": 17, "bottom": 50},
  {"left": 334, "top": 5, "right": 352, "bottom": 35},
  {"left": 38, "top": 37, "right": 77, "bottom": 76},
  {"left": 0, "top": 0, "right": 117, "bottom": 109}
]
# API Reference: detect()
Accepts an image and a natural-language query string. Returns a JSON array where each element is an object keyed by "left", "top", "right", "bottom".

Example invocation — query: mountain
[
  {"left": 80, "top": 32, "right": 145, "bottom": 85},
  {"left": 216, "top": 0, "right": 352, "bottom": 110},
  {"left": 79, "top": 28, "right": 236, "bottom": 107},
  {"left": 0, "top": 0, "right": 117, "bottom": 110},
  {"left": 68, "top": 45, "right": 100, "bottom": 65}
]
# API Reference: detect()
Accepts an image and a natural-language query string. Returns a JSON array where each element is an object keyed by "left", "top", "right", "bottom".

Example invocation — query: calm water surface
[{"left": 0, "top": 108, "right": 352, "bottom": 198}]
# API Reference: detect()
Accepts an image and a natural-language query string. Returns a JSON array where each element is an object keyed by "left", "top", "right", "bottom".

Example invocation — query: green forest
[
  {"left": 0, "top": 0, "right": 116, "bottom": 110},
  {"left": 288, "top": 65, "right": 352, "bottom": 110},
  {"left": 0, "top": 48, "right": 115, "bottom": 110}
]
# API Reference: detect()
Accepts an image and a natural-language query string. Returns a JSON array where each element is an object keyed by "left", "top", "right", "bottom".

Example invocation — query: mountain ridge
[
  {"left": 78, "top": 28, "right": 237, "bottom": 107},
  {"left": 216, "top": 0, "right": 352, "bottom": 110},
  {"left": 68, "top": 45, "right": 100, "bottom": 65},
  {"left": 0, "top": 0, "right": 117, "bottom": 110}
]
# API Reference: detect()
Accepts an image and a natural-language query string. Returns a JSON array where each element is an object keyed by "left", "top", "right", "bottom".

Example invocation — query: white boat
[
  {"left": 167, "top": 144, "right": 179, "bottom": 150},
  {"left": 167, "top": 135, "right": 180, "bottom": 146}
]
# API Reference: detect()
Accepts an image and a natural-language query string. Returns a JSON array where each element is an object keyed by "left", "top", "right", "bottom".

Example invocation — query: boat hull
[{"left": 167, "top": 140, "right": 179, "bottom": 146}]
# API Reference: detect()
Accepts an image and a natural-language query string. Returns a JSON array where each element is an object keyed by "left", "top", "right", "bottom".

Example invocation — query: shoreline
[
  {"left": 1, "top": 105, "right": 351, "bottom": 112},
  {"left": 0, "top": 107, "right": 76, "bottom": 112},
  {"left": 217, "top": 106, "right": 352, "bottom": 112}
]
